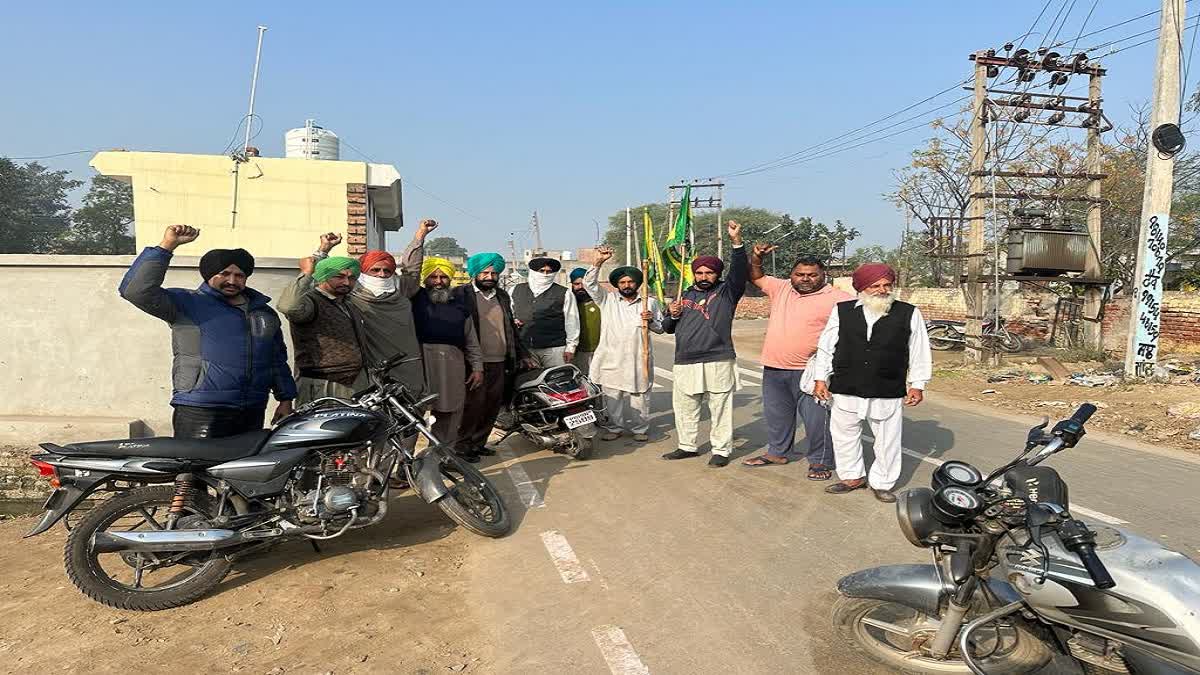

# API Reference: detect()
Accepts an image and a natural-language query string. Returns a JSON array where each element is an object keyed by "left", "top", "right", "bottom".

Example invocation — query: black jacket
[{"left": 662, "top": 246, "right": 749, "bottom": 365}]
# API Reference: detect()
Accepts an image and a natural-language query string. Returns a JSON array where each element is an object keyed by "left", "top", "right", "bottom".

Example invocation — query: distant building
[{"left": 90, "top": 150, "right": 404, "bottom": 257}]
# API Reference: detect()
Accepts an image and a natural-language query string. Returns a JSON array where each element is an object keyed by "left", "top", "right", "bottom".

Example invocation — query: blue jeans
[{"left": 762, "top": 366, "right": 834, "bottom": 466}]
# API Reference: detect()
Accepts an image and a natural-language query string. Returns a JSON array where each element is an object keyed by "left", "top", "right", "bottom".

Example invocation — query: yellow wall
[{"left": 91, "top": 151, "right": 368, "bottom": 259}]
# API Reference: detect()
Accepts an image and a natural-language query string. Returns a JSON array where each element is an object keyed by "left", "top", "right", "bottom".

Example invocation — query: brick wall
[
  {"left": 346, "top": 183, "right": 367, "bottom": 255},
  {"left": 1102, "top": 292, "right": 1200, "bottom": 352}
]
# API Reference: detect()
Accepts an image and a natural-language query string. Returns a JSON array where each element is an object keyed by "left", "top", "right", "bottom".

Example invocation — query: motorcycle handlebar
[
  {"left": 1070, "top": 403, "right": 1097, "bottom": 427},
  {"left": 1074, "top": 543, "right": 1116, "bottom": 590}
]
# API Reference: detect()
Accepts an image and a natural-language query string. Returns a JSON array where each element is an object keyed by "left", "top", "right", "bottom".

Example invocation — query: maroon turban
[
  {"left": 851, "top": 263, "right": 897, "bottom": 292},
  {"left": 359, "top": 250, "right": 397, "bottom": 273},
  {"left": 692, "top": 256, "right": 724, "bottom": 275}
]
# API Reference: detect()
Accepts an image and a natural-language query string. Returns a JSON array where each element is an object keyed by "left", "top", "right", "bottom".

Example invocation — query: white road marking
[
  {"left": 498, "top": 448, "right": 544, "bottom": 509},
  {"left": 863, "top": 434, "right": 1131, "bottom": 526},
  {"left": 654, "top": 367, "right": 674, "bottom": 381},
  {"left": 591, "top": 625, "right": 650, "bottom": 675},
  {"left": 540, "top": 530, "right": 590, "bottom": 583},
  {"left": 738, "top": 367, "right": 763, "bottom": 381}
]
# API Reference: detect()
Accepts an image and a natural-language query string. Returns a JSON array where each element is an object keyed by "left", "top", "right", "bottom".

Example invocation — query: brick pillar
[{"left": 346, "top": 183, "right": 368, "bottom": 255}]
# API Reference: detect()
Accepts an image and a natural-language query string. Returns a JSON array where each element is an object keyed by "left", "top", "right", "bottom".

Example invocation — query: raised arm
[
  {"left": 749, "top": 242, "right": 778, "bottom": 290},
  {"left": 398, "top": 219, "right": 437, "bottom": 298},
  {"left": 276, "top": 269, "right": 319, "bottom": 324},
  {"left": 585, "top": 244, "right": 615, "bottom": 306},
  {"left": 724, "top": 220, "right": 748, "bottom": 301},
  {"left": 119, "top": 225, "right": 200, "bottom": 323}
]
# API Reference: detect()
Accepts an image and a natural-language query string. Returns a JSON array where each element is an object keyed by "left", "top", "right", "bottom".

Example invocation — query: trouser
[
  {"left": 761, "top": 367, "right": 835, "bottom": 466},
  {"left": 600, "top": 386, "right": 651, "bottom": 434},
  {"left": 829, "top": 401, "right": 904, "bottom": 490},
  {"left": 296, "top": 375, "right": 360, "bottom": 405},
  {"left": 431, "top": 407, "right": 464, "bottom": 448},
  {"left": 529, "top": 347, "right": 566, "bottom": 368},
  {"left": 458, "top": 361, "right": 507, "bottom": 449},
  {"left": 573, "top": 350, "right": 595, "bottom": 378},
  {"left": 172, "top": 404, "right": 266, "bottom": 439},
  {"left": 672, "top": 387, "right": 734, "bottom": 457}
]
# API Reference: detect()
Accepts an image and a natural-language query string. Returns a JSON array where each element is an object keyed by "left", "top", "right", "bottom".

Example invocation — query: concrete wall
[
  {"left": 0, "top": 254, "right": 305, "bottom": 437},
  {"left": 91, "top": 151, "right": 387, "bottom": 258}
]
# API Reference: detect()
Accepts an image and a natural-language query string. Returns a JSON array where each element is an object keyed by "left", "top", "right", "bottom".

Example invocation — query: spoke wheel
[
  {"left": 64, "top": 486, "right": 231, "bottom": 610},
  {"left": 832, "top": 596, "right": 1051, "bottom": 675},
  {"left": 928, "top": 326, "right": 960, "bottom": 351},
  {"left": 434, "top": 455, "right": 512, "bottom": 538}
]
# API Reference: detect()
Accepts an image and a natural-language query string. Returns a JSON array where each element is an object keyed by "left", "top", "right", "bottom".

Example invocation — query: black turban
[
  {"left": 199, "top": 248, "right": 255, "bottom": 280},
  {"left": 608, "top": 266, "right": 643, "bottom": 287}
]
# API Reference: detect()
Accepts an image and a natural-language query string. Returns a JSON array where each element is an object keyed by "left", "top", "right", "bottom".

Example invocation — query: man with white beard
[
  {"left": 413, "top": 257, "right": 484, "bottom": 456},
  {"left": 809, "top": 263, "right": 932, "bottom": 503}
]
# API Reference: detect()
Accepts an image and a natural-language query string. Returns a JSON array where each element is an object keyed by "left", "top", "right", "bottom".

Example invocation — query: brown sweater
[{"left": 277, "top": 276, "right": 365, "bottom": 386}]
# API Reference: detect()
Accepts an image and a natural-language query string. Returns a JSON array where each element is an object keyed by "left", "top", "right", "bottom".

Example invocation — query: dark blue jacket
[{"left": 119, "top": 246, "right": 298, "bottom": 409}]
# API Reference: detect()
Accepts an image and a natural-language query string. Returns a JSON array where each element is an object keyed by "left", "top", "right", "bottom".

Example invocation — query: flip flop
[
  {"left": 742, "top": 454, "right": 788, "bottom": 467},
  {"left": 807, "top": 465, "right": 833, "bottom": 481}
]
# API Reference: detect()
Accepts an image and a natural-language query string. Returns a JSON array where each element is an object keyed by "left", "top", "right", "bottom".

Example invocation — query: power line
[{"left": 4, "top": 149, "right": 97, "bottom": 160}]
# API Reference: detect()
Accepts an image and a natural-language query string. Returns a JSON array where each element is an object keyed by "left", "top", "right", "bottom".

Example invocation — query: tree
[
  {"left": 56, "top": 175, "right": 135, "bottom": 254},
  {"left": 0, "top": 158, "right": 81, "bottom": 253},
  {"left": 425, "top": 236, "right": 468, "bottom": 258}
]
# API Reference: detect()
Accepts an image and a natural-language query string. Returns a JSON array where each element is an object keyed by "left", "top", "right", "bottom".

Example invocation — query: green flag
[
  {"left": 641, "top": 209, "right": 666, "bottom": 303},
  {"left": 661, "top": 186, "right": 694, "bottom": 288}
]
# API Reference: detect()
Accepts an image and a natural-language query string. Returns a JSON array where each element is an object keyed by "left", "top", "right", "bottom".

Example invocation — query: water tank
[{"left": 285, "top": 120, "right": 340, "bottom": 160}]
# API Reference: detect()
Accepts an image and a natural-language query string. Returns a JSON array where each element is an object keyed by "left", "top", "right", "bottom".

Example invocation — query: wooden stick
[
  {"left": 675, "top": 240, "right": 688, "bottom": 302},
  {"left": 641, "top": 259, "right": 651, "bottom": 388}
]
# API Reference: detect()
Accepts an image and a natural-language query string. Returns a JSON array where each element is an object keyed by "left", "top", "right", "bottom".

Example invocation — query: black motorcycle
[
  {"left": 24, "top": 352, "right": 511, "bottom": 610},
  {"left": 494, "top": 364, "right": 604, "bottom": 460}
]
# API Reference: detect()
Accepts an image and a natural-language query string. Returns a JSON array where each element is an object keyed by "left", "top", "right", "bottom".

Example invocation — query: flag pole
[
  {"left": 641, "top": 258, "right": 651, "bottom": 387},
  {"left": 675, "top": 239, "right": 687, "bottom": 302}
]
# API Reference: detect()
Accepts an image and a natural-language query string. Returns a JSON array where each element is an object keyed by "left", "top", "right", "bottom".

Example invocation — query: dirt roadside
[
  {"left": 730, "top": 319, "right": 1200, "bottom": 455},
  {"left": 0, "top": 491, "right": 493, "bottom": 675}
]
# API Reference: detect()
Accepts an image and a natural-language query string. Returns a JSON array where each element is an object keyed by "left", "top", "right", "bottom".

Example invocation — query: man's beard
[
  {"left": 427, "top": 287, "right": 452, "bottom": 304},
  {"left": 618, "top": 287, "right": 638, "bottom": 298},
  {"left": 573, "top": 289, "right": 591, "bottom": 302},
  {"left": 694, "top": 280, "right": 715, "bottom": 291},
  {"left": 475, "top": 278, "right": 497, "bottom": 291},
  {"left": 859, "top": 291, "right": 896, "bottom": 316}
]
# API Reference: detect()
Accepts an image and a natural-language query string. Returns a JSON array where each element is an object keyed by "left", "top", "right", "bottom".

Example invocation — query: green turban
[
  {"left": 467, "top": 252, "right": 505, "bottom": 278},
  {"left": 609, "top": 265, "right": 643, "bottom": 287},
  {"left": 313, "top": 256, "right": 360, "bottom": 283}
]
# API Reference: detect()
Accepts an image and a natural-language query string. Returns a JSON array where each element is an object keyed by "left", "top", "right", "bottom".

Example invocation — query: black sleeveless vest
[
  {"left": 413, "top": 289, "right": 470, "bottom": 350},
  {"left": 511, "top": 283, "right": 568, "bottom": 349},
  {"left": 829, "top": 300, "right": 915, "bottom": 399}
]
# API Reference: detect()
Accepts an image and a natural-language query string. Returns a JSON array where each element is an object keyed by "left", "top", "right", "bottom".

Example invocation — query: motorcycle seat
[
  {"left": 514, "top": 365, "right": 581, "bottom": 391},
  {"left": 57, "top": 430, "right": 270, "bottom": 463}
]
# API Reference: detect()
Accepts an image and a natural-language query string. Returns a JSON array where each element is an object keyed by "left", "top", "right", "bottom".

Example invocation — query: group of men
[{"left": 120, "top": 217, "right": 931, "bottom": 500}]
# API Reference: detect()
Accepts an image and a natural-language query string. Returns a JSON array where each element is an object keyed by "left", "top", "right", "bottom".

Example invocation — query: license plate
[{"left": 563, "top": 410, "right": 596, "bottom": 429}]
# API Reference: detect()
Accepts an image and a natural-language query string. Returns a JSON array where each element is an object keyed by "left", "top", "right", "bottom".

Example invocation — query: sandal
[
  {"left": 825, "top": 480, "right": 867, "bottom": 494},
  {"left": 742, "top": 454, "right": 788, "bottom": 467},
  {"left": 807, "top": 465, "right": 833, "bottom": 481}
]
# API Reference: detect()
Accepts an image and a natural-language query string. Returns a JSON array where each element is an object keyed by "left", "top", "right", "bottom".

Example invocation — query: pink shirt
[{"left": 757, "top": 278, "right": 852, "bottom": 369}]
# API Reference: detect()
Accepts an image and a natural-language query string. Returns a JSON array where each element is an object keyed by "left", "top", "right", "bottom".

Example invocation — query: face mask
[
  {"left": 358, "top": 274, "right": 400, "bottom": 297},
  {"left": 528, "top": 270, "right": 556, "bottom": 294}
]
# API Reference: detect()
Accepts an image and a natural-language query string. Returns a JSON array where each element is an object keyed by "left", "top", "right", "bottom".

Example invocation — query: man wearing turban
[
  {"left": 278, "top": 234, "right": 367, "bottom": 404},
  {"left": 454, "top": 252, "right": 534, "bottom": 460},
  {"left": 583, "top": 247, "right": 663, "bottom": 443},
  {"left": 119, "top": 225, "right": 296, "bottom": 438},
  {"left": 510, "top": 255, "right": 580, "bottom": 368},
  {"left": 807, "top": 263, "right": 933, "bottom": 503},
  {"left": 569, "top": 267, "right": 602, "bottom": 378},
  {"left": 661, "top": 221, "right": 749, "bottom": 468},
  {"left": 412, "top": 255, "right": 483, "bottom": 458}
]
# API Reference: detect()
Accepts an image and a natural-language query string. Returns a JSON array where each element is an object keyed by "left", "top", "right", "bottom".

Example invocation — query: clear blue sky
[{"left": 0, "top": 1, "right": 1171, "bottom": 254}]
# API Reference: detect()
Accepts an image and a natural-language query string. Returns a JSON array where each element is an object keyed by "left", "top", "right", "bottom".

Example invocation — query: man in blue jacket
[{"left": 120, "top": 225, "right": 298, "bottom": 438}]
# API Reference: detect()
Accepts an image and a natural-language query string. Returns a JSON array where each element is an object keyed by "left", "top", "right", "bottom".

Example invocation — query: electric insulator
[{"left": 1047, "top": 112, "right": 1066, "bottom": 125}]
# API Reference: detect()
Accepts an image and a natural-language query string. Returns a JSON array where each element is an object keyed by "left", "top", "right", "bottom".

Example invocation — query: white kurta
[
  {"left": 808, "top": 300, "right": 933, "bottom": 489},
  {"left": 582, "top": 267, "right": 664, "bottom": 393}
]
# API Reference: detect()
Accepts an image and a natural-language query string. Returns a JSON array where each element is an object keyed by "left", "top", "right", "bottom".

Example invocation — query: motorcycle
[
  {"left": 494, "top": 364, "right": 604, "bottom": 460},
  {"left": 23, "top": 352, "right": 511, "bottom": 611},
  {"left": 927, "top": 317, "right": 1025, "bottom": 353},
  {"left": 833, "top": 403, "right": 1200, "bottom": 674}
]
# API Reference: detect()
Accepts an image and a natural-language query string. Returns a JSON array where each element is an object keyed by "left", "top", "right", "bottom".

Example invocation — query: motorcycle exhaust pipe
[{"left": 91, "top": 529, "right": 249, "bottom": 553}]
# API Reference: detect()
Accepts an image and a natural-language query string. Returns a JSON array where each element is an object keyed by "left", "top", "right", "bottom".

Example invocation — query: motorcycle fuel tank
[
  {"left": 998, "top": 525, "right": 1200, "bottom": 671},
  {"left": 260, "top": 407, "right": 387, "bottom": 452}
]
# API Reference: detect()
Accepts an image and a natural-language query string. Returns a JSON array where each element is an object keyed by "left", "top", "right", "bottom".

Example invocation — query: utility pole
[
  {"left": 965, "top": 52, "right": 989, "bottom": 363},
  {"left": 1126, "top": 0, "right": 1187, "bottom": 378},
  {"left": 230, "top": 25, "right": 267, "bottom": 230},
  {"left": 1084, "top": 67, "right": 1105, "bottom": 350},
  {"left": 531, "top": 210, "right": 544, "bottom": 253}
]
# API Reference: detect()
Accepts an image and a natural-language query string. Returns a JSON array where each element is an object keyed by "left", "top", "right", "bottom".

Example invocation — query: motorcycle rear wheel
[
  {"left": 435, "top": 455, "right": 512, "bottom": 538},
  {"left": 64, "top": 485, "right": 231, "bottom": 611},
  {"left": 996, "top": 330, "right": 1024, "bottom": 353},
  {"left": 832, "top": 596, "right": 1052, "bottom": 674},
  {"left": 567, "top": 428, "right": 594, "bottom": 461},
  {"left": 927, "top": 325, "right": 960, "bottom": 351}
]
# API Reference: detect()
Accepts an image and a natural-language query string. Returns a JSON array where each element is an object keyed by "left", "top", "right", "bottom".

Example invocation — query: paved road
[{"left": 452, "top": 335, "right": 1200, "bottom": 674}]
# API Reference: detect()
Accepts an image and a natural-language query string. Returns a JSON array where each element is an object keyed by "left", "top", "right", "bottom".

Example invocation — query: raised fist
[
  {"left": 318, "top": 232, "right": 342, "bottom": 253},
  {"left": 752, "top": 242, "right": 777, "bottom": 258},
  {"left": 595, "top": 245, "right": 614, "bottom": 264},
  {"left": 726, "top": 220, "right": 743, "bottom": 245},
  {"left": 160, "top": 225, "right": 200, "bottom": 251},
  {"left": 419, "top": 219, "right": 439, "bottom": 235}
]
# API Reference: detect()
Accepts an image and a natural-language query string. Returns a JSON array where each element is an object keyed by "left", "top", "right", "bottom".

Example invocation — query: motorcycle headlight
[{"left": 896, "top": 488, "right": 939, "bottom": 547}]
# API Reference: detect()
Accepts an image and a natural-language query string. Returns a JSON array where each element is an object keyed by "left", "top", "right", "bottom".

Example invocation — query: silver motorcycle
[{"left": 833, "top": 404, "right": 1200, "bottom": 674}]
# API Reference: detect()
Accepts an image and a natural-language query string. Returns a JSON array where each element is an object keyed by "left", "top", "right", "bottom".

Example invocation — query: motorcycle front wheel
[
  {"left": 434, "top": 454, "right": 512, "bottom": 538},
  {"left": 64, "top": 485, "right": 232, "bottom": 611},
  {"left": 995, "top": 330, "right": 1024, "bottom": 353},
  {"left": 831, "top": 596, "right": 1052, "bottom": 675},
  {"left": 927, "top": 325, "right": 961, "bottom": 351}
]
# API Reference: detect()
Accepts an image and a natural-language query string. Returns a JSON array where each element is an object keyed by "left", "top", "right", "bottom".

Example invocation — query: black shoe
[
  {"left": 708, "top": 455, "right": 730, "bottom": 468},
  {"left": 662, "top": 449, "right": 698, "bottom": 460},
  {"left": 872, "top": 488, "right": 897, "bottom": 503},
  {"left": 454, "top": 450, "right": 481, "bottom": 464},
  {"left": 473, "top": 445, "right": 498, "bottom": 457}
]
